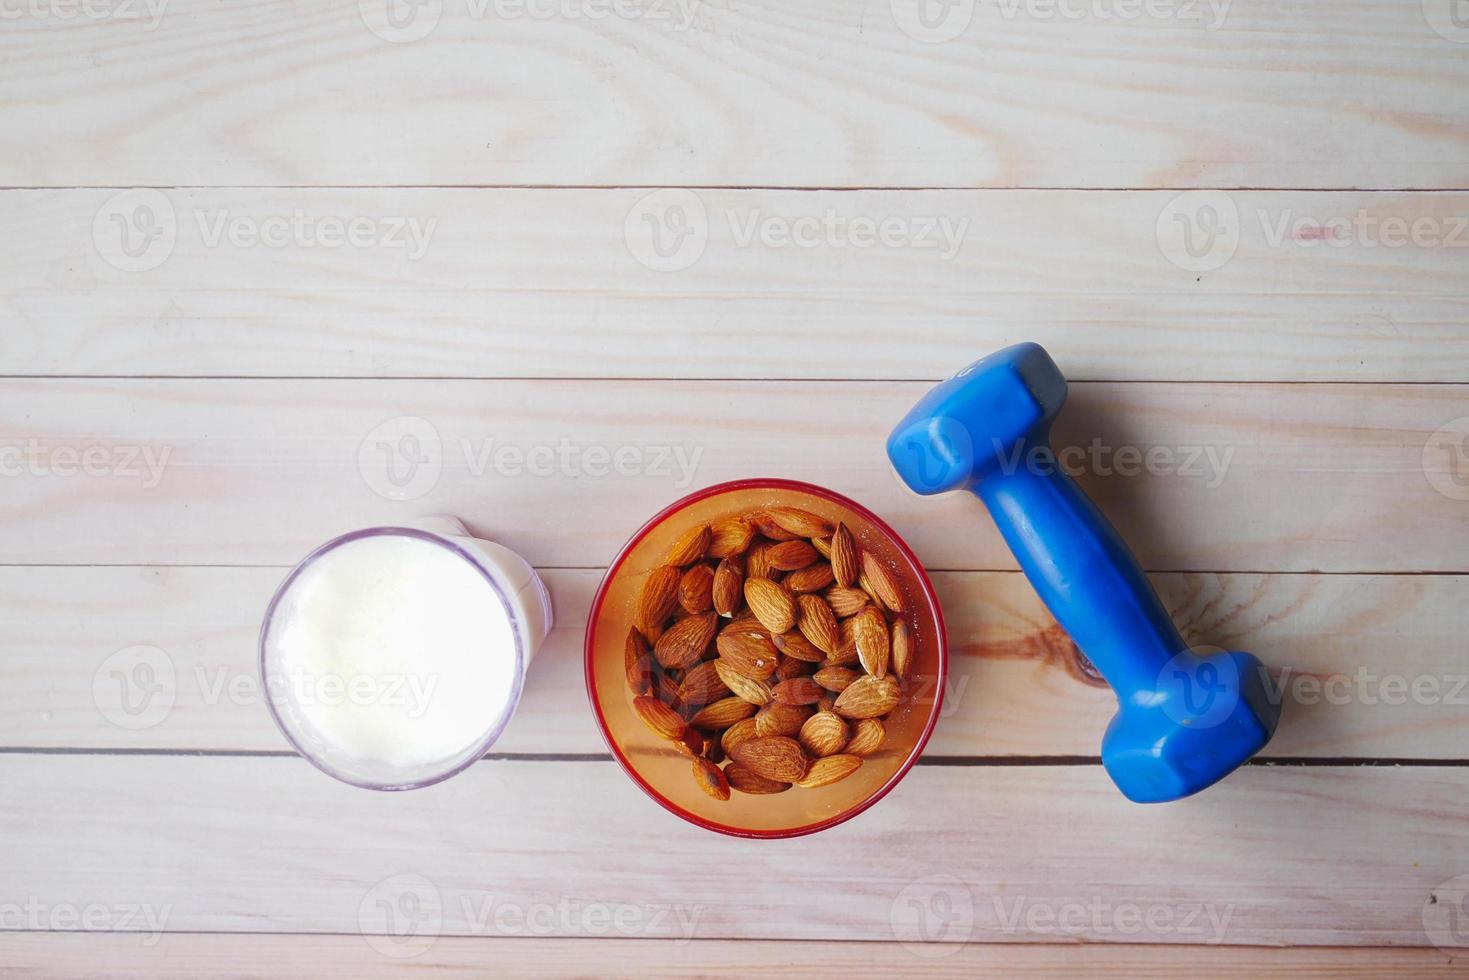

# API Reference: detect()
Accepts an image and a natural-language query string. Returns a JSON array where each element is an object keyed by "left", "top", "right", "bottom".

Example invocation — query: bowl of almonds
[{"left": 584, "top": 478, "right": 946, "bottom": 838}]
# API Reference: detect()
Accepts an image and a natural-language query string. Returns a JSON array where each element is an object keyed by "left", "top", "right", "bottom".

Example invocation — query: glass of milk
[{"left": 260, "top": 518, "right": 552, "bottom": 790}]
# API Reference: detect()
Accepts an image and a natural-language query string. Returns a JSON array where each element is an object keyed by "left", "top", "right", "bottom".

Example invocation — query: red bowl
[{"left": 584, "top": 479, "right": 947, "bottom": 838}]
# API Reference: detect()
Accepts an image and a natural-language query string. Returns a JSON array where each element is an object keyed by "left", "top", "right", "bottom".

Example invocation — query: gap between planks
[
  {"left": 0, "top": 935, "right": 1460, "bottom": 978},
  {"left": 10, "top": 185, "right": 1469, "bottom": 192},
  {"left": 1, "top": 376, "right": 1466, "bottom": 385},
  {"left": 0, "top": 749, "right": 1463, "bottom": 768}
]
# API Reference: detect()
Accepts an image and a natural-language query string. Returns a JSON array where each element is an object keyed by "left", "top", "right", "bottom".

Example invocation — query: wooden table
[{"left": 2, "top": 1, "right": 1468, "bottom": 975}]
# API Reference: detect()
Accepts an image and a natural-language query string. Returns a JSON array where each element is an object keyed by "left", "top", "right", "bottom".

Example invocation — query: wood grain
[
  {"left": 2, "top": 1, "right": 1467, "bottom": 188},
  {"left": 1, "top": 755, "right": 1464, "bottom": 946},
  {"left": 0, "top": 934, "right": 1460, "bottom": 978},
  {"left": 7, "top": 566, "right": 1466, "bottom": 759},
  {"left": 5, "top": 188, "right": 1468, "bottom": 381},
  {"left": 0, "top": 378, "right": 1461, "bottom": 572},
  {"left": 5, "top": 0, "right": 1466, "bottom": 966}
]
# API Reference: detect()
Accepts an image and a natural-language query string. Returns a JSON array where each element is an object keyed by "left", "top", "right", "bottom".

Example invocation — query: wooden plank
[
  {"left": 0, "top": 755, "right": 1463, "bottom": 945},
  {"left": 7, "top": 566, "right": 1467, "bottom": 759},
  {"left": 2, "top": 2, "right": 1467, "bottom": 188},
  {"left": 944, "top": 569, "right": 1469, "bottom": 758},
  {"left": 0, "top": 379, "right": 1461, "bottom": 572},
  {"left": 0, "top": 934, "right": 1460, "bottom": 978},
  {"left": 5, "top": 188, "right": 1468, "bottom": 381}
]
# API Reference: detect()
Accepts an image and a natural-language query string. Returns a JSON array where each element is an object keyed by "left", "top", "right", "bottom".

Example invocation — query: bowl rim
[{"left": 583, "top": 478, "right": 948, "bottom": 839}]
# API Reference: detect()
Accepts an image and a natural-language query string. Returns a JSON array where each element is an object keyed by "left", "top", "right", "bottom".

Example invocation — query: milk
[{"left": 262, "top": 520, "right": 552, "bottom": 787}]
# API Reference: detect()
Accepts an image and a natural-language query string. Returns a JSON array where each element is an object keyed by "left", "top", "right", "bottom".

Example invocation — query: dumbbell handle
[{"left": 973, "top": 439, "right": 1185, "bottom": 698}]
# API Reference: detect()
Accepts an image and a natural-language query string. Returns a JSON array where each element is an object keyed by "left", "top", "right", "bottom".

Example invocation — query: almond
[
  {"left": 772, "top": 676, "right": 823, "bottom": 706},
  {"left": 826, "top": 631, "right": 860, "bottom": 668},
  {"left": 892, "top": 619, "right": 913, "bottom": 680},
  {"left": 746, "top": 511, "right": 803, "bottom": 542},
  {"left": 729, "top": 735, "right": 808, "bottom": 783},
  {"left": 652, "top": 671, "right": 680, "bottom": 706},
  {"left": 708, "top": 518, "right": 754, "bottom": 559},
  {"left": 677, "top": 659, "right": 728, "bottom": 707},
  {"left": 861, "top": 552, "right": 905, "bottom": 613},
  {"left": 754, "top": 701, "right": 813, "bottom": 738},
  {"left": 636, "top": 565, "right": 681, "bottom": 633},
  {"left": 779, "top": 654, "right": 816, "bottom": 682},
  {"left": 833, "top": 675, "right": 902, "bottom": 720},
  {"left": 665, "top": 524, "right": 711, "bottom": 567},
  {"left": 715, "top": 659, "right": 773, "bottom": 705},
  {"left": 845, "top": 717, "right": 886, "bottom": 756},
  {"left": 818, "top": 617, "right": 857, "bottom": 668},
  {"left": 632, "top": 695, "right": 686, "bottom": 740},
  {"left": 766, "top": 539, "right": 818, "bottom": 572},
  {"left": 690, "top": 696, "right": 758, "bottom": 730},
  {"left": 678, "top": 563, "right": 715, "bottom": 614},
  {"left": 724, "top": 763, "right": 789, "bottom": 795},
  {"left": 744, "top": 577, "right": 796, "bottom": 634},
  {"left": 673, "top": 726, "right": 706, "bottom": 758},
  {"left": 746, "top": 540, "right": 780, "bottom": 579},
  {"left": 823, "top": 586, "right": 870, "bottom": 618},
  {"left": 796, "top": 594, "right": 840, "bottom": 657},
  {"left": 711, "top": 556, "right": 745, "bottom": 618},
  {"left": 722, "top": 612, "right": 767, "bottom": 636},
  {"left": 817, "top": 692, "right": 837, "bottom": 714},
  {"left": 624, "top": 627, "right": 652, "bottom": 694},
  {"left": 692, "top": 757, "right": 730, "bottom": 800},
  {"left": 721, "top": 717, "right": 759, "bottom": 754},
  {"left": 811, "top": 535, "right": 832, "bottom": 559},
  {"left": 813, "top": 665, "right": 860, "bottom": 692},
  {"left": 830, "top": 522, "right": 860, "bottom": 588},
  {"left": 797, "top": 754, "right": 862, "bottom": 788},
  {"left": 765, "top": 506, "right": 834, "bottom": 539},
  {"left": 799, "top": 711, "right": 849, "bottom": 757},
  {"left": 785, "top": 561, "right": 835, "bottom": 593},
  {"left": 653, "top": 611, "right": 717, "bottom": 670},
  {"left": 715, "top": 630, "right": 779, "bottom": 679},
  {"left": 853, "top": 606, "right": 890, "bottom": 679},
  {"left": 772, "top": 630, "right": 825, "bottom": 663}
]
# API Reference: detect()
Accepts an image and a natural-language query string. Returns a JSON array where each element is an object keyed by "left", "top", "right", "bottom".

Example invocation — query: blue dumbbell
[{"left": 887, "top": 342, "right": 1280, "bottom": 803}]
